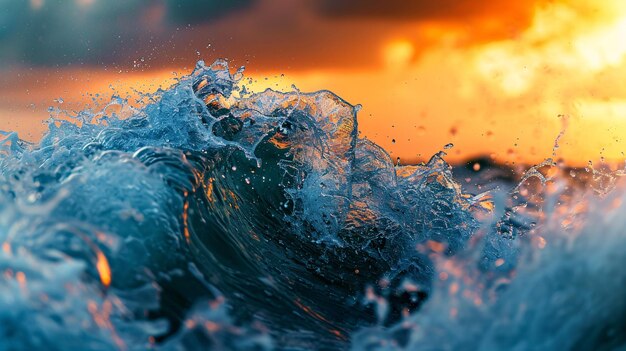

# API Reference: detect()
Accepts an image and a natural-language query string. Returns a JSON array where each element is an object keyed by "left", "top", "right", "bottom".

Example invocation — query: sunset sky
[{"left": 1, "top": 0, "right": 626, "bottom": 165}]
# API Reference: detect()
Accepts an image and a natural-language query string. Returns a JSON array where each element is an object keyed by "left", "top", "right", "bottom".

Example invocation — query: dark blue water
[{"left": 0, "top": 60, "right": 624, "bottom": 350}]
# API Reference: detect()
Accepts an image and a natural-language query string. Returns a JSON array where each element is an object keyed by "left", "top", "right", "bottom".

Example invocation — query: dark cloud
[
  {"left": 318, "top": 0, "right": 479, "bottom": 20},
  {"left": 0, "top": 0, "right": 542, "bottom": 71},
  {"left": 165, "top": 0, "right": 253, "bottom": 24},
  {"left": 317, "top": 0, "right": 542, "bottom": 22},
  {"left": 0, "top": 0, "right": 254, "bottom": 67}
]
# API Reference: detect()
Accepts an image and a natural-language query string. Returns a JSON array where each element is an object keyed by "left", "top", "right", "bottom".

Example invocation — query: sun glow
[{"left": 383, "top": 40, "right": 415, "bottom": 69}]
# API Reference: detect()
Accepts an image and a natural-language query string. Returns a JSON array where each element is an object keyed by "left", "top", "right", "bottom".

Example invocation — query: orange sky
[{"left": 1, "top": 0, "right": 626, "bottom": 166}]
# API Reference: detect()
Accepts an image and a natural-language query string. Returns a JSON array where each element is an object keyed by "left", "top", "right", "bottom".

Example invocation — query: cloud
[
  {"left": 0, "top": 0, "right": 254, "bottom": 67},
  {"left": 165, "top": 0, "right": 253, "bottom": 24},
  {"left": 316, "top": 0, "right": 543, "bottom": 22},
  {"left": 140, "top": 0, "right": 549, "bottom": 72},
  {"left": 0, "top": 0, "right": 548, "bottom": 72}
]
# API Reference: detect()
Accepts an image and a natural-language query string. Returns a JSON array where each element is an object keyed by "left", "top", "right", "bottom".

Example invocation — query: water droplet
[{"left": 444, "top": 143, "right": 454, "bottom": 150}]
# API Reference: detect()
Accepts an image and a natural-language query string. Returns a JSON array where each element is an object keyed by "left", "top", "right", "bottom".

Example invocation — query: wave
[{"left": 0, "top": 60, "right": 624, "bottom": 350}]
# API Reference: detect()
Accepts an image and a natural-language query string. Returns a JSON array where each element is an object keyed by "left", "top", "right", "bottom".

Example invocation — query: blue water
[{"left": 0, "top": 60, "right": 624, "bottom": 350}]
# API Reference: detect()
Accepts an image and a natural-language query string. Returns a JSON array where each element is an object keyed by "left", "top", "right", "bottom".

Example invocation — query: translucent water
[{"left": 0, "top": 60, "right": 624, "bottom": 350}]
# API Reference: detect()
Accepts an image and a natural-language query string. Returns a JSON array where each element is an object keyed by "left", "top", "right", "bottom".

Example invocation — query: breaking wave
[{"left": 0, "top": 60, "right": 624, "bottom": 350}]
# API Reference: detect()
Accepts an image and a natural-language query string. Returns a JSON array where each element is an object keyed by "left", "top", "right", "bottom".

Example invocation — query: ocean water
[{"left": 0, "top": 60, "right": 624, "bottom": 350}]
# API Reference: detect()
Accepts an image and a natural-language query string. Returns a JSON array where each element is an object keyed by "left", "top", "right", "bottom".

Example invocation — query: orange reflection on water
[{"left": 96, "top": 251, "right": 112, "bottom": 287}]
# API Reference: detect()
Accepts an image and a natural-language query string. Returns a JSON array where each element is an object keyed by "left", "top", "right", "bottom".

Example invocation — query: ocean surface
[{"left": 0, "top": 60, "right": 624, "bottom": 350}]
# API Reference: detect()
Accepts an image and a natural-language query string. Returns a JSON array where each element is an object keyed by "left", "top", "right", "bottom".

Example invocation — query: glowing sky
[{"left": 1, "top": 0, "right": 626, "bottom": 165}]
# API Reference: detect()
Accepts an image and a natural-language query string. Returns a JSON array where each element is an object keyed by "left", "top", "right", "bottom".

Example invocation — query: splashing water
[{"left": 0, "top": 60, "right": 624, "bottom": 350}]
